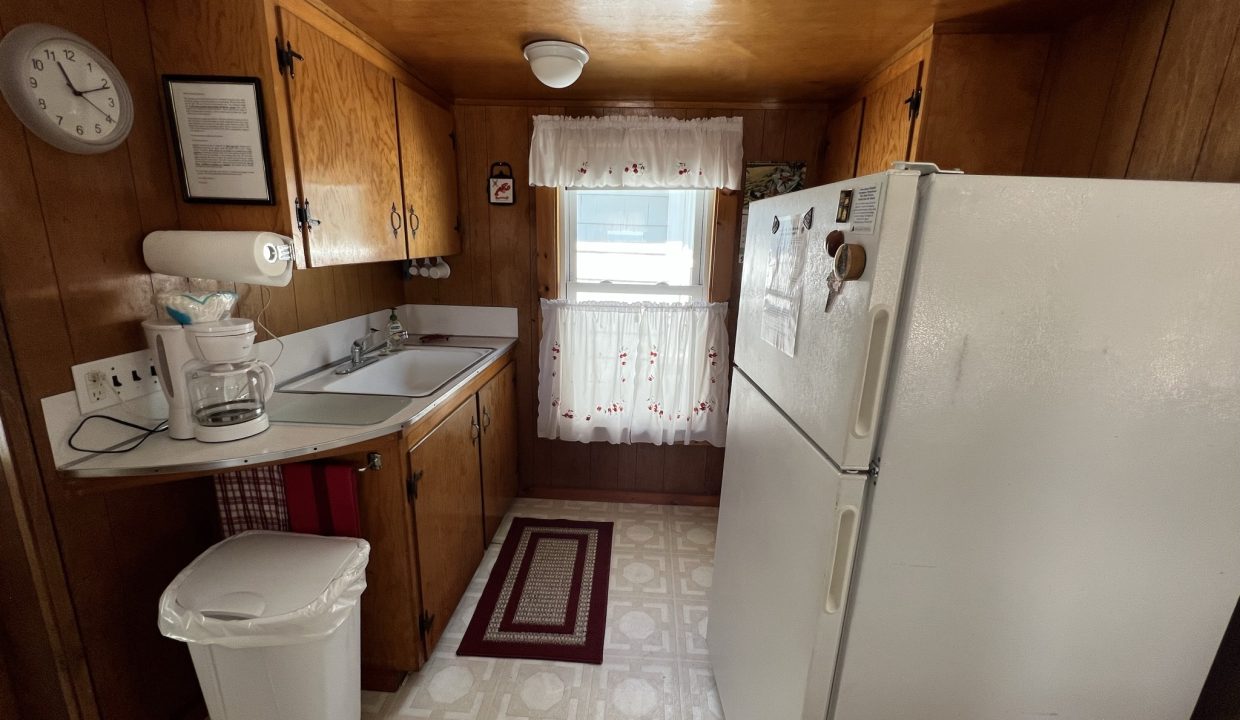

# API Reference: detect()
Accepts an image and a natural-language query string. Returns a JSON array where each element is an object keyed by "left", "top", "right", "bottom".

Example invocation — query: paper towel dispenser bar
[{"left": 143, "top": 231, "right": 296, "bottom": 287}]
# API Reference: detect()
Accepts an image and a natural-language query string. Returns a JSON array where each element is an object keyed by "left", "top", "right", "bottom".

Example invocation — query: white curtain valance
[
  {"left": 529, "top": 115, "right": 744, "bottom": 190},
  {"left": 537, "top": 300, "right": 730, "bottom": 446}
]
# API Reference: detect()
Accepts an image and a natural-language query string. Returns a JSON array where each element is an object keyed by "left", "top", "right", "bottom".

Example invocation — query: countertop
[{"left": 54, "top": 336, "right": 516, "bottom": 481}]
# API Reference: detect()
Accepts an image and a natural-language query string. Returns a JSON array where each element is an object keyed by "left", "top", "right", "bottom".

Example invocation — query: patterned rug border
[{"left": 457, "top": 517, "right": 613, "bottom": 664}]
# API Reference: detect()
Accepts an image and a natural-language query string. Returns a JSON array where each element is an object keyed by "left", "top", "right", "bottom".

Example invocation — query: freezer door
[
  {"left": 830, "top": 174, "right": 1240, "bottom": 720},
  {"left": 735, "top": 171, "right": 920, "bottom": 470},
  {"left": 711, "top": 371, "right": 865, "bottom": 720}
]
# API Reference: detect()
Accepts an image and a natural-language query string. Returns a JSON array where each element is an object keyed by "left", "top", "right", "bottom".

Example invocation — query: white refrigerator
[{"left": 710, "top": 167, "right": 1240, "bottom": 720}]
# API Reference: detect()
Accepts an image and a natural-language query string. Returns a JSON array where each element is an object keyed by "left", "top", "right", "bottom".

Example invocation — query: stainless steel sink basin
[{"left": 277, "top": 346, "right": 491, "bottom": 397}]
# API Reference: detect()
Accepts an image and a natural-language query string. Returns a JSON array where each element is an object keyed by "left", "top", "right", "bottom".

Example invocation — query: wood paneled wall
[
  {"left": 406, "top": 103, "right": 830, "bottom": 496},
  {"left": 1026, "top": 0, "right": 1240, "bottom": 181},
  {"left": 0, "top": 0, "right": 406, "bottom": 717}
]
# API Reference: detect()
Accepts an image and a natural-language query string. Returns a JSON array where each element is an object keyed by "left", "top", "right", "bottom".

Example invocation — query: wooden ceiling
[{"left": 320, "top": 0, "right": 1091, "bottom": 103}]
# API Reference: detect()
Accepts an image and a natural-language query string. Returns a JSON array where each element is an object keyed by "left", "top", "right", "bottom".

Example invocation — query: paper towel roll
[{"left": 143, "top": 231, "right": 295, "bottom": 287}]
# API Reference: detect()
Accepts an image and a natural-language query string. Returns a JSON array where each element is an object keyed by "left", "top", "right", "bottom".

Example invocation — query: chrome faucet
[{"left": 336, "top": 327, "right": 404, "bottom": 375}]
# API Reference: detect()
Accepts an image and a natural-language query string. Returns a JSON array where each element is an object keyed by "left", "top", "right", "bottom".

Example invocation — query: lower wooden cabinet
[
  {"left": 347, "top": 437, "right": 423, "bottom": 677},
  {"left": 408, "top": 398, "right": 485, "bottom": 655},
  {"left": 345, "top": 356, "right": 519, "bottom": 683},
  {"left": 479, "top": 362, "right": 519, "bottom": 543}
]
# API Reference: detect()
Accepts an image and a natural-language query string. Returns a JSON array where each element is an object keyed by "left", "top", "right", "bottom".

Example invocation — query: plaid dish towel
[{"left": 214, "top": 466, "right": 290, "bottom": 536}]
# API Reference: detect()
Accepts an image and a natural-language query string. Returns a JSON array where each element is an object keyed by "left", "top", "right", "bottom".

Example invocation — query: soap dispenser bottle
[{"left": 386, "top": 308, "right": 406, "bottom": 352}]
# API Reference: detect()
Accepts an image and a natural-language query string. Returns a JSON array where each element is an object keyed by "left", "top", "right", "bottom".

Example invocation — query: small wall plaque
[{"left": 488, "top": 162, "right": 515, "bottom": 205}]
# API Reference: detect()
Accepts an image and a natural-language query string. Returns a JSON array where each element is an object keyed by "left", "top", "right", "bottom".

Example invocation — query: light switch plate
[{"left": 71, "top": 349, "right": 162, "bottom": 414}]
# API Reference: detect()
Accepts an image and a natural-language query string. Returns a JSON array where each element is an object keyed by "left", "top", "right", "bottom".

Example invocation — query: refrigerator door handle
[
  {"left": 825, "top": 504, "right": 861, "bottom": 614},
  {"left": 853, "top": 307, "right": 892, "bottom": 439}
]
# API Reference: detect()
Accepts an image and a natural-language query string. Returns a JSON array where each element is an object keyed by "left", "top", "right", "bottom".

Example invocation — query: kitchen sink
[{"left": 277, "top": 346, "right": 491, "bottom": 397}]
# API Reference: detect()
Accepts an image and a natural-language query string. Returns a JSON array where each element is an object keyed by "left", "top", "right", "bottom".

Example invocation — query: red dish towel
[
  {"left": 214, "top": 467, "right": 290, "bottom": 536},
  {"left": 281, "top": 462, "right": 363, "bottom": 537}
]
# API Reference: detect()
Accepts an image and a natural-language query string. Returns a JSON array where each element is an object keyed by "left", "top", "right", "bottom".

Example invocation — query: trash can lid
[{"left": 173, "top": 531, "right": 368, "bottom": 620}]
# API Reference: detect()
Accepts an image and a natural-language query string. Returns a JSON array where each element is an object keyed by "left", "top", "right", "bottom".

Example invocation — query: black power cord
[{"left": 67, "top": 415, "right": 168, "bottom": 454}]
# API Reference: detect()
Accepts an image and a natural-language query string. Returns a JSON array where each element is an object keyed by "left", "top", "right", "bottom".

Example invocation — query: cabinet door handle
[
  {"left": 482, "top": 407, "right": 492, "bottom": 431},
  {"left": 408, "top": 206, "right": 420, "bottom": 238},
  {"left": 470, "top": 416, "right": 480, "bottom": 442},
  {"left": 390, "top": 202, "right": 403, "bottom": 239}
]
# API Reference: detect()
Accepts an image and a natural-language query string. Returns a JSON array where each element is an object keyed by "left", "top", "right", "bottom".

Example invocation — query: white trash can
[{"left": 158, "top": 531, "right": 370, "bottom": 720}]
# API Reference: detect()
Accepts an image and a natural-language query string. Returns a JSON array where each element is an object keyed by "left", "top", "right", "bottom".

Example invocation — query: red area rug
[{"left": 457, "top": 517, "right": 613, "bottom": 664}]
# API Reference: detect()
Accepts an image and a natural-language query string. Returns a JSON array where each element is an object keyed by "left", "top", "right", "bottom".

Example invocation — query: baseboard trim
[
  {"left": 521, "top": 486, "right": 720, "bottom": 507},
  {"left": 362, "top": 666, "right": 407, "bottom": 693}
]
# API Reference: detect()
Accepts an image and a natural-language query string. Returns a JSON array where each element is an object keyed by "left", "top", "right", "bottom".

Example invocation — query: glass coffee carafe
[
  {"left": 181, "top": 318, "right": 275, "bottom": 442},
  {"left": 184, "top": 359, "right": 275, "bottom": 442}
]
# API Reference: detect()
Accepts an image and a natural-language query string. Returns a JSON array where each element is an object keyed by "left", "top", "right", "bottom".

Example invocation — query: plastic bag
[{"left": 158, "top": 531, "right": 370, "bottom": 649}]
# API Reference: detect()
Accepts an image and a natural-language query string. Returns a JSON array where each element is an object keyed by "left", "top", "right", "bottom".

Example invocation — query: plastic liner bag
[
  {"left": 157, "top": 290, "right": 238, "bottom": 325},
  {"left": 158, "top": 531, "right": 370, "bottom": 649}
]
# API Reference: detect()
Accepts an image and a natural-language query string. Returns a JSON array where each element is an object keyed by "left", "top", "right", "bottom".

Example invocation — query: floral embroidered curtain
[
  {"left": 537, "top": 300, "right": 730, "bottom": 446},
  {"left": 528, "top": 115, "right": 744, "bottom": 189}
]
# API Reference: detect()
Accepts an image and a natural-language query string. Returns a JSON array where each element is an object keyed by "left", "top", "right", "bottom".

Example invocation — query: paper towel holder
[{"left": 142, "top": 230, "right": 296, "bottom": 287}]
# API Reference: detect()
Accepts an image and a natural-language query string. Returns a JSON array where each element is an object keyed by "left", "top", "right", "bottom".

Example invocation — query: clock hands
[
  {"left": 54, "top": 61, "right": 115, "bottom": 123},
  {"left": 78, "top": 94, "right": 115, "bottom": 124},
  {"left": 56, "top": 61, "right": 83, "bottom": 95}
]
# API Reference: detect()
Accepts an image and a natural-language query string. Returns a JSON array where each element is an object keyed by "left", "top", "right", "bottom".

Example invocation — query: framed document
[{"left": 163, "top": 76, "right": 275, "bottom": 204}]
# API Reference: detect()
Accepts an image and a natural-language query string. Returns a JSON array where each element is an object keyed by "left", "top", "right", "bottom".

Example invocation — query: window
[{"left": 561, "top": 188, "right": 715, "bottom": 303}]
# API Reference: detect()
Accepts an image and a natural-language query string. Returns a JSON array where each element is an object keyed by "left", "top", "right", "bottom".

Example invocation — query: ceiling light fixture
[{"left": 523, "top": 40, "right": 590, "bottom": 89}]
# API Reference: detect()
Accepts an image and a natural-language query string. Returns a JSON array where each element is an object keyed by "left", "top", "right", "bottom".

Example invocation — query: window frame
[{"left": 559, "top": 187, "right": 716, "bottom": 303}]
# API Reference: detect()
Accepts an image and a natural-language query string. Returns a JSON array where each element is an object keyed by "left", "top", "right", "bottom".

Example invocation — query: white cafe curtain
[
  {"left": 529, "top": 115, "right": 744, "bottom": 189},
  {"left": 538, "top": 300, "right": 730, "bottom": 446}
]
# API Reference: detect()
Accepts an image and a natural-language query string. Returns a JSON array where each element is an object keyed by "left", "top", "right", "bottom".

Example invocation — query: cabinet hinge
[
  {"left": 904, "top": 87, "right": 923, "bottom": 122},
  {"left": 454, "top": 215, "right": 462, "bottom": 234},
  {"left": 407, "top": 469, "right": 423, "bottom": 500},
  {"left": 869, "top": 458, "right": 881, "bottom": 481},
  {"left": 449, "top": 130, "right": 456, "bottom": 149},
  {"left": 295, "top": 198, "right": 320, "bottom": 233},
  {"left": 418, "top": 609, "right": 436, "bottom": 641},
  {"left": 275, "top": 38, "right": 304, "bottom": 78}
]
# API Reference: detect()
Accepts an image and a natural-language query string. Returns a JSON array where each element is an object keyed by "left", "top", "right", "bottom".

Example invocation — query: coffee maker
[
  {"left": 144, "top": 318, "right": 274, "bottom": 442},
  {"left": 182, "top": 319, "right": 275, "bottom": 442}
]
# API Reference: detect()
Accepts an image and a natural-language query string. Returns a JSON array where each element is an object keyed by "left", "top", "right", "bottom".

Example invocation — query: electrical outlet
[{"left": 71, "top": 349, "right": 162, "bottom": 414}]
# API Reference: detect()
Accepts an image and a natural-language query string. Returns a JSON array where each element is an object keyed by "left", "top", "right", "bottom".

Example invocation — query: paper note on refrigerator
[{"left": 761, "top": 213, "right": 808, "bottom": 356}]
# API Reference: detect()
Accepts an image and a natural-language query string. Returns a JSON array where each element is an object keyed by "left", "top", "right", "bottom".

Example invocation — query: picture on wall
[
  {"left": 739, "top": 161, "right": 808, "bottom": 262},
  {"left": 743, "top": 161, "right": 807, "bottom": 206}
]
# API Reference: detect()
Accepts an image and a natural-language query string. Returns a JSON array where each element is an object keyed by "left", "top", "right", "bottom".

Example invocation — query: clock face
[
  {"left": 26, "top": 39, "right": 123, "bottom": 142},
  {"left": 0, "top": 24, "right": 133, "bottom": 154}
]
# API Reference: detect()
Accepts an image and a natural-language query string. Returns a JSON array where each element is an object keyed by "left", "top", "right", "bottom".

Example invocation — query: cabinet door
[
  {"left": 409, "top": 398, "right": 484, "bottom": 654},
  {"left": 855, "top": 62, "right": 922, "bottom": 176},
  {"left": 278, "top": 8, "right": 405, "bottom": 266},
  {"left": 823, "top": 99, "right": 865, "bottom": 183},
  {"left": 479, "top": 362, "right": 519, "bottom": 543},
  {"left": 396, "top": 83, "right": 461, "bottom": 258},
  {"left": 344, "top": 437, "right": 423, "bottom": 673}
]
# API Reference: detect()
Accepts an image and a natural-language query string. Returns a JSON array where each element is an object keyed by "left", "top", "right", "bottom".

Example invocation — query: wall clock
[{"left": 0, "top": 23, "right": 134, "bottom": 154}]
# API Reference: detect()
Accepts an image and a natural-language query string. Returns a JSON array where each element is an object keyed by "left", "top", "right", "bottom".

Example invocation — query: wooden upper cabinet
[
  {"left": 479, "top": 362, "right": 519, "bottom": 543},
  {"left": 408, "top": 398, "right": 484, "bottom": 655},
  {"left": 823, "top": 99, "right": 865, "bottom": 183},
  {"left": 277, "top": 8, "right": 405, "bottom": 266},
  {"left": 855, "top": 62, "right": 922, "bottom": 177},
  {"left": 396, "top": 83, "right": 461, "bottom": 259}
]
